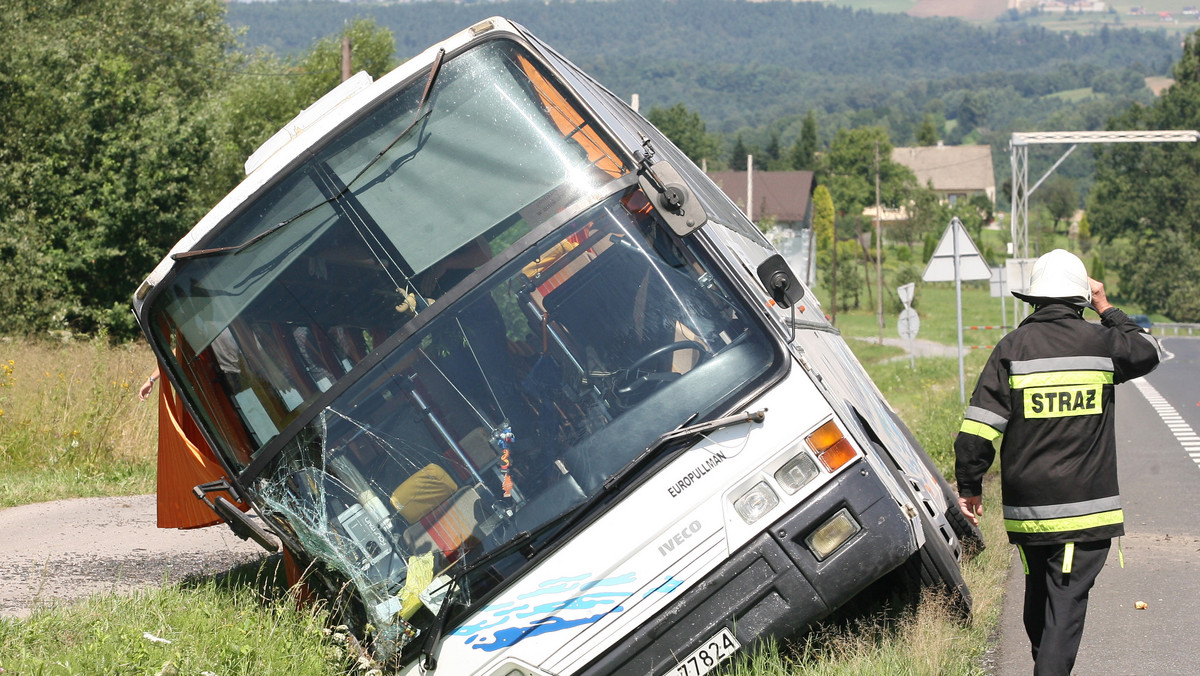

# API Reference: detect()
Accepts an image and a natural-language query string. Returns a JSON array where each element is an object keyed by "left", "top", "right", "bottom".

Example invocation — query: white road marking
[{"left": 1132, "top": 376, "right": 1200, "bottom": 472}]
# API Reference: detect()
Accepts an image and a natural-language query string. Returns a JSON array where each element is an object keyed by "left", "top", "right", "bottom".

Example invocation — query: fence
[
  {"left": 964, "top": 324, "right": 1006, "bottom": 350},
  {"left": 1150, "top": 322, "right": 1200, "bottom": 336}
]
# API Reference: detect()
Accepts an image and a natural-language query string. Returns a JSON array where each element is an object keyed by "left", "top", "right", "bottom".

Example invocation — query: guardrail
[{"left": 1150, "top": 322, "right": 1200, "bottom": 336}]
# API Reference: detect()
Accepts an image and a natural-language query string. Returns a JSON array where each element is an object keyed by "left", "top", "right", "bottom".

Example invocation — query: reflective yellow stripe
[
  {"left": 960, "top": 419, "right": 1002, "bottom": 441},
  {"left": 1023, "top": 384, "right": 1103, "bottom": 419},
  {"left": 1010, "top": 370, "right": 1113, "bottom": 389},
  {"left": 1062, "top": 542, "right": 1075, "bottom": 574},
  {"left": 1004, "top": 509, "right": 1124, "bottom": 534},
  {"left": 1017, "top": 545, "right": 1029, "bottom": 575}
]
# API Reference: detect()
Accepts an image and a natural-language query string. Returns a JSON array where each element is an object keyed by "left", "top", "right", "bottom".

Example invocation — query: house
[
  {"left": 891, "top": 142, "right": 996, "bottom": 206},
  {"left": 706, "top": 170, "right": 816, "bottom": 230},
  {"left": 1037, "top": 0, "right": 1106, "bottom": 13}
]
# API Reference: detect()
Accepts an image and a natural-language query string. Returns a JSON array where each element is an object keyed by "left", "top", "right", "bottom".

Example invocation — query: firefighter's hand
[
  {"left": 1089, "top": 278, "right": 1113, "bottom": 315},
  {"left": 958, "top": 495, "right": 982, "bottom": 526}
]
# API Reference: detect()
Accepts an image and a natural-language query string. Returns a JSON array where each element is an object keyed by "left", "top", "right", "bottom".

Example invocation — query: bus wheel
[{"left": 911, "top": 508, "right": 973, "bottom": 622}]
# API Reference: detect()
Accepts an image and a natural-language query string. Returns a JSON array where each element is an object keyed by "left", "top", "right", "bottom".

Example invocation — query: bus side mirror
[{"left": 756, "top": 254, "right": 805, "bottom": 308}]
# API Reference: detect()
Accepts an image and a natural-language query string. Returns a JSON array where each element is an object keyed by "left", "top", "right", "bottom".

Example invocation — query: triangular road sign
[{"left": 922, "top": 217, "right": 991, "bottom": 282}]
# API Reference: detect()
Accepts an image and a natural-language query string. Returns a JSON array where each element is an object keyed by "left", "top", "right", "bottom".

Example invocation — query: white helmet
[{"left": 1012, "top": 249, "right": 1091, "bottom": 307}]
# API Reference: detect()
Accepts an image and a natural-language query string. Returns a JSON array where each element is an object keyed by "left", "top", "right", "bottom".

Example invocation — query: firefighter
[{"left": 954, "top": 249, "right": 1160, "bottom": 676}]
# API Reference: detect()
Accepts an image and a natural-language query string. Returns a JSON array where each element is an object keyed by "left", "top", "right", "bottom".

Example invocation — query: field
[
  {"left": 828, "top": 0, "right": 1200, "bottom": 32},
  {"left": 907, "top": 0, "right": 1012, "bottom": 20}
]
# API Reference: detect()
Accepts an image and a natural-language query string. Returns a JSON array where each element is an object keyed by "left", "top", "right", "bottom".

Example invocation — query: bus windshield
[
  {"left": 246, "top": 184, "right": 777, "bottom": 643},
  {"left": 147, "top": 38, "right": 629, "bottom": 468}
]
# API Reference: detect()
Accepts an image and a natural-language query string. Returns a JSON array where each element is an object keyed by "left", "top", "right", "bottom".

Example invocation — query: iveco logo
[{"left": 657, "top": 520, "right": 702, "bottom": 557}]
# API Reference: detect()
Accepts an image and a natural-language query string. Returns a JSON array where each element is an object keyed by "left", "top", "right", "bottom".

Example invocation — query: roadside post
[
  {"left": 897, "top": 282, "right": 918, "bottom": 370},
  {"left": 989, "top": 265, "right": 1007, "bottom": 333},
  {"left": 922, "top": 217, "right": 990, "bottom": 404}
]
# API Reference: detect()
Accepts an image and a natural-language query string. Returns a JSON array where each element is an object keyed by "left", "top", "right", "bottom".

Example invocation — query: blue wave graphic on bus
[{"left": 450, "top": 573, "right": 685, "bottom": 652}]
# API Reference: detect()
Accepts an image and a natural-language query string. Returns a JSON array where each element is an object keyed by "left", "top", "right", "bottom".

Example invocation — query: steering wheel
[{"left": 614, "top": 340, "right": 710, "bottom": 400}]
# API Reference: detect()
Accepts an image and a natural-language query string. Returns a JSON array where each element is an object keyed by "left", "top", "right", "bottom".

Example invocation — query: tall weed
[{"left": 0, "top": 336, "right": 157, "bottom": 507}]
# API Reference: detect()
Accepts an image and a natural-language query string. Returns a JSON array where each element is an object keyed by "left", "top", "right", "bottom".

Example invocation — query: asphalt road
[
  {"left": 995, "top": 336, "right": 1200, "bottom": 675},
  {"left": 0, "top": 495, "right": 267, "bottom": 619}
]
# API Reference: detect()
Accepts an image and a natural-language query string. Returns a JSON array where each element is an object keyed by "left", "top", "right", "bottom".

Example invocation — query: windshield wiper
[
  {"left": 602, "top": 408, "right": 767, "bottom": 492},
  {"left": 174, "top": 48, "right": 447, "bottom": 262},
  {"left": 417, "top": 524, "right": 548, "bottom": 669}
]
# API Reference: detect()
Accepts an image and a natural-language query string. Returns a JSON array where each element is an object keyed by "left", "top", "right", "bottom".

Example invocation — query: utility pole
[
  {"left": 831, "top": 232, "right": 838, "bottom": 326},
  {"left": 874, "top": 140, "right": 884, "bottom": 344},
  {"left": 341, "top": 36, "right": 352, "bottom": 82},
  {"left": 746, "top": 154, "right": 754, "bottom": 223}
]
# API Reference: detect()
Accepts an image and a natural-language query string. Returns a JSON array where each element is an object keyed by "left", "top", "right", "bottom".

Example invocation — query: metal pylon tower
[{"left": 1009, "top": 130, "right": 1200, "bottom": 260}]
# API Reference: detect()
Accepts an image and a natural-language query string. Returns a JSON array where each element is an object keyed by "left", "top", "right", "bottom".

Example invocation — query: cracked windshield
[{"left": 148, "top": 38, "right": 776, "bottom": 649}]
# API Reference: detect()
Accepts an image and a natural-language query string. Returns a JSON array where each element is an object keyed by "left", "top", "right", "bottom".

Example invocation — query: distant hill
[
  {"left": 228, "top": 1, "right": 1177, "bottom": 129},
  {"left": 226, "top": 0, "right": 1182, "bottom": 209}
]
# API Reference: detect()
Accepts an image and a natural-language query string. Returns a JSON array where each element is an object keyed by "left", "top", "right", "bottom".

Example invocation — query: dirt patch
[
  {"left": 0, "top": 495, "right": 269, "bottom": 619},
  {"left": 907, "top": 0, "right": 1011, "bottom": 20}
]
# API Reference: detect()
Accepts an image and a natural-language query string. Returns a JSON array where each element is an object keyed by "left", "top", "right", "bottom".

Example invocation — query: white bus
[{"left": 134, "top": 17, "right": 974, "bottom": 675}]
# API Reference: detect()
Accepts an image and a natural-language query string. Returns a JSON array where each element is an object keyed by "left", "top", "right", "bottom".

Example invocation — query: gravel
[{"left": 0, "top": 495, "right": 270, "bottom": 619}]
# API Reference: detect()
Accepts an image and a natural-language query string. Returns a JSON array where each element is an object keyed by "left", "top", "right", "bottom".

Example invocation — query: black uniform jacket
[{"left": 955, "top": 304, "right": 1160, "bottom": 546}]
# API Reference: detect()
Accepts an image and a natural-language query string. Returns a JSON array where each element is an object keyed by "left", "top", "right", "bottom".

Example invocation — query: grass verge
[
  {"left": 0, "top": 558, "right": 359, "bottom": 675},
  {"left": 0, "top": 336, "right": 157, "bottom": 508}
]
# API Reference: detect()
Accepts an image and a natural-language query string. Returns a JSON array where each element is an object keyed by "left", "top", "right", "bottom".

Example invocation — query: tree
[
  {"left": 0, "top": 5, "right": 400, "bottom": 339},
  {"left": 0, "top": 0, "right": 236, "bottom": 338},
  {"left": 729, "top": 135, "right": 751, "bottom": 171},
  {"left": 1077, "top": 211, "right": 1093, "bottom": 252},
  {"left": 1089, "top": 250, "right": 1106, "bottom": 286},
  {"left": 1088, "top": 31, "right": 1200, "bottom": 319},
  {"left": 893, "top": 183, "right": 944, "bottom": 253},
  {"left": 1038, "top": 176, "right": 1078, "bottom": 234},
  {"left": 790, "top": 111, "right": 819, "bottom": 170},
  {"left": 819, "top": 239, "right": 864, "bottom": 311},
  {"left": 202, "top": 19, "right": 399, "bottom": 203},
  {"left": 646, "top": 103, "right": 722, "bottom": 165},
  {"left": 823, "top": 127, "right": 917, "bottom": 221},
  {"left": 916, "top": 113, "right": 939, "bottom": 146},
  {"left": 765, "top": 132, "right": 782, "bottom": 165},
  {"left": 812, "top": 184, "right": 835, "bottom": 252}
]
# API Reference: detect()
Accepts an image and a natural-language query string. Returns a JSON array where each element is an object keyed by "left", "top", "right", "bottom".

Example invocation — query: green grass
[
  {"left": 0, "top": 465, "right": 155, "bottom": 510},
  {"left": 0, "top": 558, "right": 359, "bottom": 675},
  {"left": 1046, "top": 86, "right": 1100, "bottom": 102}
]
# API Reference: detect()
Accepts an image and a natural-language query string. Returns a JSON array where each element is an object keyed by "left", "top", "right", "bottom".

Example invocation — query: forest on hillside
[{"left": 228, "top": 0, "right": 1188, "bottom": 190}]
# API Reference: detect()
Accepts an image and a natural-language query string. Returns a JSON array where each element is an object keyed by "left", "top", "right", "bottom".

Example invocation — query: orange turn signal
[{"left": 806, "top": 420, "right": 858, "bottom": 472}]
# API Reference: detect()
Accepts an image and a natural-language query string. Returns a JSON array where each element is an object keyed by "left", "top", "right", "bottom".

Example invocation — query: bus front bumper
[{"left": 578, "top": 460, "right": 914, "bottom": 676}]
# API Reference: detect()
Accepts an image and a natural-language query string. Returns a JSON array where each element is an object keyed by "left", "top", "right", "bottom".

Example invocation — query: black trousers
[{"left": 1019, "top": 539, "right": 1111, "bottom": 676}]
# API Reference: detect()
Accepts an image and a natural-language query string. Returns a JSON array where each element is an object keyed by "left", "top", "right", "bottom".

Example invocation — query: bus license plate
[{"left": 673, "top": 627, "right": 741, "bottom": 676}]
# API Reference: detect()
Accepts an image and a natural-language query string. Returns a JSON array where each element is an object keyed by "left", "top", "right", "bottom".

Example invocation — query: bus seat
[
  {"left": 402, "top": 486, "right": 482, "bottom": 560},
  {"left": 390, "top": 463, "right": 458, "bottom": 524}
]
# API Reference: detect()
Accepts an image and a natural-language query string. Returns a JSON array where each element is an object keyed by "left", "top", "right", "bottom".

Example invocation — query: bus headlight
[
  {"left": 774, "top": 451, "right": 819, "bottom": 494},
  {"left": 805, "top": 508, "right": 861, "bottom": 560},
  {"left": 733, "top": 481, "right": 779, "bottom": 524}
]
